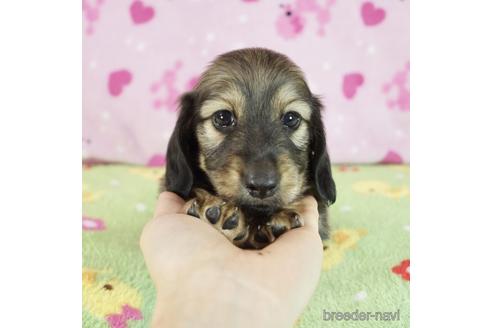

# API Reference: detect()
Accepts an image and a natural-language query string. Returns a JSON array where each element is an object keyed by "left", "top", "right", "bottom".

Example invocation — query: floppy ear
[
  {"left": 308, "top": 96, "right": 336, "bottom": 205},
  {"left": 162, "top": 92, "right": 199, "bottom": 199}
]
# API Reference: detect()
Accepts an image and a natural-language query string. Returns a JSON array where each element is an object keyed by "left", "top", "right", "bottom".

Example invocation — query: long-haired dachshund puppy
[{"left": 161, "top": 48, "right": 336, "bottom": 249}]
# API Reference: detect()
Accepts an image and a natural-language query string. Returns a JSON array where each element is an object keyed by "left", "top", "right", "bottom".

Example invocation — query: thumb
[
  {"left": 153, "top": 192, "right": 186, "bottom": 217},
  {"left": 293, "top": 195, "right": 320, "bottom": 234}
]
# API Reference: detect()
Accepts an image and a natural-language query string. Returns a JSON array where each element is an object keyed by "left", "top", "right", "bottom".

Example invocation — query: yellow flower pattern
[
  {"left": 323, "top": 228, "right": 367, "bottom": 271},
  {"left": 82, "top": 268, "right": 142, "bottom": 319},
  {"left": 82, "top": 183, "right": 103, "bottom": 203},
  {"left": 353, "top": 180, "right": 409, "bottom": 198},
  {"left": 128, "top": 167, "right": 164, "bottom": 181}
]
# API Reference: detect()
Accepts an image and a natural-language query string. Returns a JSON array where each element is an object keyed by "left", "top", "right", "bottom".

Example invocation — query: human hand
[{"left": 140, "top": 192, "right": 323, "bottom": 328}]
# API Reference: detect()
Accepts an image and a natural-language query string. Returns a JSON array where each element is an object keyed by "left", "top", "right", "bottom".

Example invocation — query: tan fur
[
  {"left": 196, "top": 120, "right": 225, "bottom": 152},
  {"left": 289, "top": 122, "right": 310, "bottom": 150},
  {"left": 198, "top": 87, "right": 246, "bottom": 119},
  {"left": 284, "top": 99, "right": 312, "bottom": 121},
  {"left": 206, "top": 155, "right": 244, "bottom": 200},
  {"left": 277, "top": 153, "right": 307, "bottom": 204},
  {"left": 272, "top": 84, "right": 311, "bottom": 118}
]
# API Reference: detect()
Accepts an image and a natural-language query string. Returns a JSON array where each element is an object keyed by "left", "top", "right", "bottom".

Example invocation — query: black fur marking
[
  {"left": 254, "top": 230, "right": 269, "bottom": 243},
  {"left": 308, "top": 96, "right": 336, "bottom": 205}
]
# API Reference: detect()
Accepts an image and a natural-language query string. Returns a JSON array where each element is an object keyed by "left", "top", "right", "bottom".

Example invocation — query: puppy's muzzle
[{"left": 243, "top": 159, "right": 279, "bottom": 199}]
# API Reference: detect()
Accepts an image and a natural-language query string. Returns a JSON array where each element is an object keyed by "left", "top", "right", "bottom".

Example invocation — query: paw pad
[
  {"left": 187, "top": 200, "right": 200, "bottom": 218},
  {"left": 205, "top": 206, "right": 221, "bottom": 224},
  {"left": 233, "top": 230, "right": 248, "bottom": 242},
  {"left": 271, "top": 225, "right": 287, "bottom": 238},
  {"left": 291, "top": 214, "right": 302, "bottom": 228},
  {"left": 222, "top": 211, "right": 239, "bottom": 230}
]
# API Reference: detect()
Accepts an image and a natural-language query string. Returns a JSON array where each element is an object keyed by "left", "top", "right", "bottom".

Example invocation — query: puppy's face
[
  {"left": 195, "top": 65, "right": 312, "bottom": 210},
  {"left": 164, "top": 48, "right": 336, "bottom": 212}
]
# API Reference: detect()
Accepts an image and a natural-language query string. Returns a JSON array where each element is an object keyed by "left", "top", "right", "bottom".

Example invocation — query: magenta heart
[
  {"left": 361, "top": 2, "right": 386, "bottom": 26},
  {"left": 342, "top": 73, "right": 364, "bottom": 99},
  {"left": 146, "top": 154, "right": 166, "bottom": 167},
  {"left": 130, "top": 1, "right": 155, "bottom": 24},
  {"left": 108, "top": 70, "right": 132, "bottom": 97},
  {"left": 380, "top": 150, "right": 403, "bottom": 164}
]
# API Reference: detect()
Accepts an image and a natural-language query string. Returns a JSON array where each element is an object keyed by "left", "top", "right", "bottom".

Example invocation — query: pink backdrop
[{"left": 83, "top": 0, "right": 409, "bottom": 166}]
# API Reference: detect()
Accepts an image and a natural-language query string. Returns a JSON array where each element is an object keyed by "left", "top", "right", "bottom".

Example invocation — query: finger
[
  {"left": 263, "top": 196, "right": 322, "bottom": 255},
  {"left": 153, "top": 192, "right": 186, "bottom": 217},
  {"left": 294, "top": 196, "right": 319, "bottom": 233}
]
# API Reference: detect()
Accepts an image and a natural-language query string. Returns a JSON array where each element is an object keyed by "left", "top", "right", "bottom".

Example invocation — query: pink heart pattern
[
  {"left": 380, "top": 150, "right": 403, "bottom": 164},
  {"left": 361, "top": 2, "right": 386, "bottom": 26},
  {"left": 343, "top": 73, "right": 364, "bottom": 99},
  {"left": 108, "top": 70, "right": 132, "bottom": 97},
  {"left": 83, "top": 1, "right": 409, "bottom": 165},
  {"left": 82, "top": 216, "right": 106, "bottom": 231},
  {"left": 146, "top": 154, "right": 166, "bottom": 167},
  {"left": 130, "top": 1, "right": 155, "bottom": 25}
]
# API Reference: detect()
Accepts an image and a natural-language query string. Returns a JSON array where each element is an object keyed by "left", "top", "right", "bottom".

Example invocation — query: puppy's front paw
[
  {"left": 248, "top": 210, "right": 304, "bottom": 249},
  {"left": 187, "top": 189, "right": 250, "bottom": 247}
]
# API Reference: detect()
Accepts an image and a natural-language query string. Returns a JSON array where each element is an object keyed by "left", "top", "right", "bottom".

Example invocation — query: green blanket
[{"left": 83, "top": 164, "right": 409, "bottom": 327}]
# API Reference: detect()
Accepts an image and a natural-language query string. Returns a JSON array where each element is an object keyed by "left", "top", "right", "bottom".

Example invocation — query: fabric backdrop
[{"left": 83, "top": 0, "right": 409, "bottom": 166}]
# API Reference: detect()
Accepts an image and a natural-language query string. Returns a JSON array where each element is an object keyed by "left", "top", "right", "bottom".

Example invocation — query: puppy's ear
[
  {"left": 308, "top": 96, "right": 336, "bottom": 205},
  {"left": 163, "top": 92, "right": 199, "bottom": 198}
]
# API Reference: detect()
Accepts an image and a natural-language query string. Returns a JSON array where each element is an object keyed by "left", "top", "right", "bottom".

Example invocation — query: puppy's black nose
[{"left": 244, "top": 167, "right": 278, "bottom": 199}]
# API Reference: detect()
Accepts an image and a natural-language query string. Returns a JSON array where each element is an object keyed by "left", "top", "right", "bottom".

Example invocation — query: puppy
[{"left": 161, "top": 48, "right": 336, "bottom": 249}]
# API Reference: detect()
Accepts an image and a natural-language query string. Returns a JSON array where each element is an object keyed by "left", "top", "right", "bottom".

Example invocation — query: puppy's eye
[
  {"left": 213, "top": 110, "right": 236, "bottom": 129},
  {"left": 282, "top": 111, "right": 301, "bottom": 129}
]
